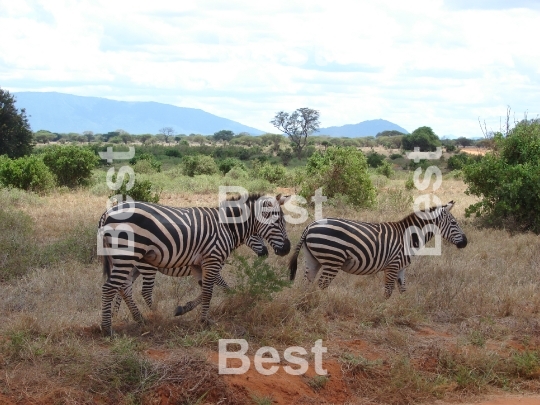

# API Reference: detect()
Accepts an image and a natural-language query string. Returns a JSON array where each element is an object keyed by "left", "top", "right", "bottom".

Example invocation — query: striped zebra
[
  {"left": 99, "top": 194, "right": 290, "bottom": 335},
  {"left": 289, "top": 201, "right": 467, "bottom": 297},
  {"left": 111, "top": 234, "right": 268, "bottom": 315}
]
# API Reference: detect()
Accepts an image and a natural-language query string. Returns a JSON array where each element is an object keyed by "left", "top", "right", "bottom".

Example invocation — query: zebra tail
[{"left": 288, "top": 227, "right": 309, "bottom": 281}]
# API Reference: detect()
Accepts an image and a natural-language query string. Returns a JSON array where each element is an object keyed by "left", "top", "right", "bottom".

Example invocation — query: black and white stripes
[
  {"left": 98, "top": 194, "right": 290, "bottom": 335},
  {"left": 289, "top": 201, "right": 467, "bottom": 297}
]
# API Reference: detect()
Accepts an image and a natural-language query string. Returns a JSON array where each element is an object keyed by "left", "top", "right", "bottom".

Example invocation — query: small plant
[
  {"left": 405, "top": 173, "right": 415, "bottom": 190},
  {"left": 307, "top": 375, "right": 329, "bottom": 391},
  {"left": 228, "top": 254, "right": 291, "bottom": 301},
  {"left": 376, "top": 160, "right": 394, "bottom": 178},
  {"left": 110, "top": 175, "right": 161, "bottom": 203},
  {"left": 252, "top": 161, "right": 287, "bottom": 184},
  {"left": 468, "top": 330, "right": 486, "bottom": 347},
  {"left": 511, "top": 350, "right": 540, "bottom": 378},
  {"left": 366, "top": 151, "right": 386, "bottom": 168},
  {"left": 390, "top": 153, "right": 403, "bottom": 160},
  {"left": 251, "top": 393, "right": 274, "bottom": 405},
  {"left": 217, "top": 157, "right": 246, "bottom": 175}
]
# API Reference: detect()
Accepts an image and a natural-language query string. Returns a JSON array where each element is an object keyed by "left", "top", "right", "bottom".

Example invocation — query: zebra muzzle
[{"left": 273, "top": 239, "right": 291, "bottom": 256}]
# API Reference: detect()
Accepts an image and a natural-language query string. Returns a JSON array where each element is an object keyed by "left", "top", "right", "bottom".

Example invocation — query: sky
[{"left": 1, "top": 0, "right": 539, "bottom": 138}]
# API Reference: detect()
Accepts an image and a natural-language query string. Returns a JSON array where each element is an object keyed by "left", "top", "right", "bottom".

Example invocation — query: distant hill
[
  {"left": 317, "top": 119, "right": 408, "bottom": 137},
  {"left": 13, "top": 92, "right": 265, "bottom": 135}
]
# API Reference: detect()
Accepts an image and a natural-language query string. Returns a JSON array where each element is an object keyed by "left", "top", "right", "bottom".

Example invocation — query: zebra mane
[
  {"left": 400, "top": 203, "right": 449, "bottom": 222},
  {"left": 224, "top": 193, "right": 273, "bottom": 203}
]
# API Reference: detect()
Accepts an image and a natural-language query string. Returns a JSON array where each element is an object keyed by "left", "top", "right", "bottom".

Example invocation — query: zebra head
[
  {"left": 436, "top": 201, "right": 468, "bottom": 249},
  {"left": 253, "top": 194, "right": 291, "bottom": 256},
  {"left": 245, "top": 234, "right": 269, "bottom": 257}
]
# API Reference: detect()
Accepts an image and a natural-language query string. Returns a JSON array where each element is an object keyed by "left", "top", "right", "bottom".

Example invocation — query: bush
[
  {"left": 129, "top": 153, "right": 162, "bottom": 172},
  {"left": 227, "top": 254, "right": 291, "bottom": 301},
  {"left": 42, "top": 145, "right": 99, "bottom": 187},
  {"left": 182, "top": 155, "right": 219, "bottom": 177},
  {"left": 300, "top": 147, "right": 376, "bottom": 208},
  {"left": 217, "top": 158, "right": 246, "bottom": 175},
  {"left": 132, "top": 159, "right": 158, "bottom": 174},
  {"left": 366, "top": 151, "right": 386, "bottom": 168},
  {"left": 252, "top": 162, "right": 286, "bottom": 184},
  {"left": 110, "top": 175, "right": 161, "bottom": 203},
  {"left": 447, "top": 153, "right": 481, "bottom": 171},
  {"left": 225, "top": 166, "right": 249, "bottom": 180},
  {"left": 0, "top": 155, "right": 56, "bottom": 194},
  {"left": 402, "top": 126, "right": 441, "bottom": 152},
  {"left": 376, "top": 160, "right": 394, "bottom": 178},
  {"left": 389, "top": 153, "right": 403, "bottom": 160},
  {"left": 463, "top": 118, "right": 540, "bottom": 232}
]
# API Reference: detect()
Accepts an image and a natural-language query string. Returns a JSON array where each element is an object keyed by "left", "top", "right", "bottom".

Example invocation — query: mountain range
[
  {"left": 13, "top": 92, "right": 408, "bottom": 137},
  {"left": 14, "top": 92, "right": 265, "bottom": 135},
  {"left": 317, "top": 119, "right": 408, "bottom": 137}
]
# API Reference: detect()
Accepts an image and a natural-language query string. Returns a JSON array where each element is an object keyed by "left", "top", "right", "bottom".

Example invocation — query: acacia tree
[
  {"left": 271, "top": 108, "right": 320, "bottom": 157},
  {"left": 159, "top": 127, "right": 175, "bottom": 144},
  {"left": 0, "top": 88, "right": 34, "bottom": 158}
]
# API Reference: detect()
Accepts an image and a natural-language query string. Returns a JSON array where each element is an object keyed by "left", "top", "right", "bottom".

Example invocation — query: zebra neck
[
  {"left": 398, "top": 210, "right": 442, "bottom": 243},
  {"left": 220, "top": 201, "right": 255, "bottom": 249}
]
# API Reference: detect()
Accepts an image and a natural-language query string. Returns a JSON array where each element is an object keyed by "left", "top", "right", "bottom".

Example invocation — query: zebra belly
[{"left": 341, "top": 256, "right": 383, "bottom": 276}]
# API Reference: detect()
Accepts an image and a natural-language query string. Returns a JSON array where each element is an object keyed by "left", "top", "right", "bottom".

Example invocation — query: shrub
[
  {"left": 447, "top": 153, "right": 481, "bottom": 171},
  {"left": 132, "top": 159, "right": 158, "bottom": 174},
  {"left": 389, "top": 153, "right": 403, "bottom": 160},
  {"left": 182, "top": 155, "right": 219, "bottom": 177},
  {"left": 225, "top": 166, "right": 249, "bottom": 180},
  {"left": 217, "top": 157, "right": 246, "bottom": 175},
  {"left": 227, "top": 254, "right": 291, "bottom": 301},
  {"left": 463, "top": 118, "right": 540, "bottom": 232},
  {"left": 405, "top": 173, "right": 415, "bottom": 190},
  {"left": 366, "top": 151, "right": 386, "bottom": 168},
  {"left": 129, "top": 153, "right": 162, "bottom": 172},
  {"left": 41, "top": 145, "right": 99, "bottom": 187},
  {"left": 376, "top": 160, "right": 394, "bottom": 178},
  {"left": 110, "top": 175, "right": 161, "bottom": 203},
  {"left": 402, "top": 126, "right": 441, "bottom": 152},
  {"left": 0, "top": 155, "right": 56, "bottom": 194},
  {"left": 300, "top": 147, "right": 376, "bottom": 208},
  {"left": 252, "top": 162, "right": 286, "bottom": 184}
]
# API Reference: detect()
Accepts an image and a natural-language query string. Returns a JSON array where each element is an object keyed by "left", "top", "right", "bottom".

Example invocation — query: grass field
[{"left": 1, "top": 174, "right": 540, "bottom": 405}]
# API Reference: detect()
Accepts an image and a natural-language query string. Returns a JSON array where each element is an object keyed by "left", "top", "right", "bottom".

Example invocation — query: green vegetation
[
  {"left": 0, "top": 88, "right": 34, "bottom": 158},
  {"left": 0, "top": 155, "right": 56, "bottom": 194},
  {"left": 463, "top": 118, "right": 540, "bottom": 232},
  {"left": 402, "top": 126, "right": 441, "bottom": 152},
  {"left": 301, "top": 146, "right": 376, "bottom": 208},
  {"left": 42, "top": 145, "right": 100, "bottom": 187}
]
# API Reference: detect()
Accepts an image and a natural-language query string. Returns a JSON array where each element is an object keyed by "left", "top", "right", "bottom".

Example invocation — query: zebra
[
  {"left": 111, "top": 234, "right": 268, "bottom": 315},
  {"left": 99, "top": 193, "right": 291, "bottom": 336},
  {"left": 288, "top": 201, "right": 467, "bottom": 297}
]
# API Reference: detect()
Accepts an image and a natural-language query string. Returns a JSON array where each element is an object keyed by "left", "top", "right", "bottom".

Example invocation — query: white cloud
[{"left": 0, "top": 0, "right": 539, "bottom": 136}]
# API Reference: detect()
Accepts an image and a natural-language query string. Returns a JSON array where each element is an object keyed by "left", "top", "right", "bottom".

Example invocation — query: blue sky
[{"left": 1, "top": 0, "right": 539, "bottom": 137}]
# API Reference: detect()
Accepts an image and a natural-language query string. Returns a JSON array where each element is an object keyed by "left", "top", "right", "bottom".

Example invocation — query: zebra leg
[
  {"left": 136, "top": 264, "right": 158, "bottom": 308},
  {"left": 176, "top": 261, "right": 219, "bottom": 324},
  {"left": 303, "top": 246, "right": 321, "bottom": 283},
  {"left": 397, "top": 268, "right": 406, "bottom": 294},
  {"left": 317, "top": 266, "right": 340, "bottom": 289},
  {"left": 383, "top": 268, "right": 399, "bottom": 299},
  {"left": 102, "top": 261, "right": 143, "bottom": 336},
  {"left": 112, "top": 266, "right": 140, "bottom": 316}
]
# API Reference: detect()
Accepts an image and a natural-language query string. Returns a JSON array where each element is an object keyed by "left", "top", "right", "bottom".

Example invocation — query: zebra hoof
[
  {"left": 174, "top": 306, "right": 186, "bottom": 316},
  {"left": 101, "top": 326, "right": 114, "bottom": 337}
]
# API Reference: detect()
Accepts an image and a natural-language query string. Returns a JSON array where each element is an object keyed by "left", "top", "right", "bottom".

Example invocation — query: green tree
[
  {"left": 0, "top": 88, "right": 34, "bottom": 158},
  {"left": 213, "top": 129, "right": 235, "bottom": 143},
  {"left": 271, "top": 108, "right": 320, "bottom": 157},
  {"left": 300, "top": 146, "right": 376, "bottom": 208},
  {"left": 42, "top": 145, "right": 99, "bottom": 187},
  {"left": 182, "top": 155, "right": 219, "bottom": 176},
  {"left": 375, "top": 130, "right": 406, "bottom": 137},
  {"left": 463, "top": 118, "right": 540, "bottom": 232},
  {"left": 402, "top": 126, "right": 441, "bottom": 151}
]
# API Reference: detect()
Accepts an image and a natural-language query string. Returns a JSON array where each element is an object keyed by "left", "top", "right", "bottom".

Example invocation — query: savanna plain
[{"left": 1, "top": 160, "right": 540, "bottom": 405}]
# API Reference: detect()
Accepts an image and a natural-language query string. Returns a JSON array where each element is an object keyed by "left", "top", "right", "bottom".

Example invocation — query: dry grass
[{"left": 1, "top": 179, "right": 540, "bottom": 404}]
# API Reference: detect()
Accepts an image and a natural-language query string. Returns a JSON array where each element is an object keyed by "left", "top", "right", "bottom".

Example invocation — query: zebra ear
[
  {"left": 277, "top": 194, "right": 291, "bottom": 205},
  {"left": 446, "top": 201, "right": 455, "bottom": 211}
]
